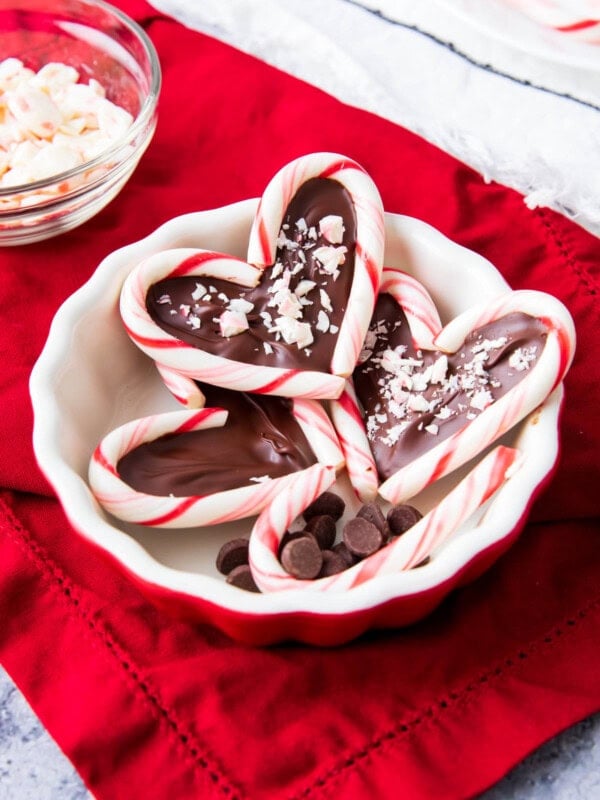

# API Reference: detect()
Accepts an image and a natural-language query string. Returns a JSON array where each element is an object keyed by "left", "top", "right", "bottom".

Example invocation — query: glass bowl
[{"left": 0, "top": 0, "right": 160, "bottom": 245}]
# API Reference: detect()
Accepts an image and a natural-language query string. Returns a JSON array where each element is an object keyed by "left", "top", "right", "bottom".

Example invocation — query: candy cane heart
[
  {"left": 120, "top": 152, "right": 385, "bottom": 400},
  {"left": 89, "top": 397, "right": 344, "bottom": 528},
  {"left": 330, "top": 268, "right": 443, "bottom": 502},
  {"left": 344, "top": 284, "right": 575, "bottom": 505}
]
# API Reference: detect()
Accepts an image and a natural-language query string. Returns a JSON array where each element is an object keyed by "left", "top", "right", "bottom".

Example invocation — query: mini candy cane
[
  {"left": 249, "top": 445, "right": 521, "bottom": 593},
  {"left": 89, "top": 399, "right": 344, "bottom": 528},
  {"left": 248, "top": 152, "right": 385, "bottom": 380},
  {"left": 120, "top": 153, "right": 385, "bottom": 401},
  {"left": 330, "top": 268, "right": 442, "bottom": 501},
  {"left": 379, "top": 289, "right": 576, "bottom": 504},
  {"left": 328, "top": 381, "right": 379, "bottom": 502}
]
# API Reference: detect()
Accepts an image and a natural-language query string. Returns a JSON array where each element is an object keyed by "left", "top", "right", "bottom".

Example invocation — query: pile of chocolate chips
[{"left": 216, "top": 492, "right": 424, "bottom": 592}]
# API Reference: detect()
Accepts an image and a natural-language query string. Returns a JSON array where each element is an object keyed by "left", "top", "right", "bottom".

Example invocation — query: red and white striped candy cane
[
  {"left": 379, "top": 289, "right": 576, "bottom": 504},
  {"left": 155, "top": 363, "right": 206, "bottom": 408},
  {"left": 249, "top": 445, "right": 521, "bottom": 593},
  {"left": 328, "top": 381, "right": 379, "bottom": 502},
  {"left": 378, "top": 266, "right": 442, "bottom": 350},
  {"left": 330, "top": 268, "right": 442, "bottom": 501},
  {"left": 89, "top": 399, "right": 344, "bottom": 528}
]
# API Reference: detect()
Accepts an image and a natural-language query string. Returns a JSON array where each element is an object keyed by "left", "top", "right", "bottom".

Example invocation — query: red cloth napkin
[{"left": 1, "top": 2, "right": 599, "bottom": 798}]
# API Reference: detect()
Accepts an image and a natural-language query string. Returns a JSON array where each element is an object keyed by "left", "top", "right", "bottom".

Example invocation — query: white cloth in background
[{"left": 149, "top": 0, "right": 600, "bottom": 236}]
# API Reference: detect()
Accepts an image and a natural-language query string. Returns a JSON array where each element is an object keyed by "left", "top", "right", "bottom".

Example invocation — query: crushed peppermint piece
[
  {"left": 470, "top": 389, "right": 494, "bottom": 411},
  {"left": 295, "top": 217, "right": 307, "bottom": 233},
  {"left": 313, "top": 245, "right": 347, "bottom": 278},
  {"left": 274, "top": 317, "right": 313, "bottom": 349},
  {"left": 263, "top": 341, "right": 274, "bottom": 355},
  {"left": 318, "top": 214, "right": 345, "bottom": 244},
  {"left": 191, "top": 283, "right": 206, "bottom": 301},
  {"left": 295, "top": 279, "right": 316, "bottom": 297},
  {"left": 435, "top": 406, "right": 454, "bottom": 420},
  {"left": 156, "top": 294, "right": 171, "bottom": 305},
  {"left": 424, "top": 423, "right": 439, "bottom": 435},
  {"left": 316, "top": 310, "right": 330, "bottom": 333},
  {"left": 319, "top": 288, "right": 333, "bottom": 313},
  {"left": 277, "top": 291, "right": 303, "bottom": 319},
  {"left": 509, "top": 346, "right": 537, "bottom": 371},
  {"left": 179, "top": 304, "right": 191, "bottom": 317},
  {"left": 249, "top": 475, "right": 271, "bottom": 483},
  {"left": 219, "top": 309, "right": 249, "bottom": 338},
  {"left": 187, "top": 315, "right": 201, "bottom": 330},
  {"left": 228, "top": 297, "right": 254, "bottom": 315}
]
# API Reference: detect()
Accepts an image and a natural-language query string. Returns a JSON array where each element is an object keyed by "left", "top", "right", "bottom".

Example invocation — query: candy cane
[
  {"left": 249, "top": 445, "right": 521, "bottom": 593},
  {"left": 248, "top": 152, "right": 385, "bottom": 380},
  {"left": 330, "top": 268, "right": 442, "bottom": 501},
  {"left": 379, "top": 289, "right": 575, "bottom": 504},
  {"left": 378, "top": 267, "right": 442, "bottom": 350},
  {"left": 328, "top": 381, "right": 379, "bottom": 502},
  {"left": 89, "top": 399, "right": 343, "bottom": 528},
  {"left": 155, "top": 363, "right": 205, "bottom": 408}
]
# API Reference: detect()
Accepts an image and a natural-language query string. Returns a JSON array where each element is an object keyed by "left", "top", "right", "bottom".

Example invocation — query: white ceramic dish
[{"left": 30, "top": 201, "right": 567, "bottom": 645}]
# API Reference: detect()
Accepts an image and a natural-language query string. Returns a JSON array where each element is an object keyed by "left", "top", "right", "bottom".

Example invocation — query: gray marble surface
[{"left": 0, "top": 664, "right": 598, "bottom": 799}]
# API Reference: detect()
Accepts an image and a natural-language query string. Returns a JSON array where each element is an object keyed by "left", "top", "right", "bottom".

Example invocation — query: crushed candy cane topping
[
  {"left": 0, "top": 58, "right": 133, "bottom": 192},
  {"left": 154, "top": 209, "right": 349, "bottom": 352},
  {"left": 360, "top": 315, "right": 540, "bottom": 445}
]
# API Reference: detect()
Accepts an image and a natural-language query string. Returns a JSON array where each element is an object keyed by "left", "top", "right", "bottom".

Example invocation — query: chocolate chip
[
  {"left": 357, "top": 502, "right": 388, "bottom": 535},
  {"left": 343, "top": 517, "right": 383, "bottom": 558},
  {"left": 387, "top": 504, "right": 423, "bottom": 537},
  {"left": 280, "top": 535, "right": 323, "bottom": 579},
  {"left": 226, "top": 564, "right": 260, "bottom": 592},
  {"left": 279, "top": 529, "right": 314, "bottom": 558},
  {"left": 332, "top": 541, "right": 357, "bottom": 568},
  {"left": 303, "top": 491, "right": 345, "bottom": 522},
  {"left": 304, "top": 515, "right": 336, "bottom": 550},
  {"left": 318, "top": 549, "right": 349, "bottom": 577},
  {"left": 216, "top": 538, "right": 249, "bottom": 575}
]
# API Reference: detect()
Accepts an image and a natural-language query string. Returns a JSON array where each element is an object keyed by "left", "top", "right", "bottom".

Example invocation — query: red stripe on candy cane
[
  {"left": 172, "top": 407, "right": 224, "bottom": 434},
  {"left": 92, "top": 446, "right": 119, "bottom": 478},
  {"left": 171, "top": 251, "right": 226, "bottom": 277},
  {"left": 143, "top": 496, "right": 201, "bottom": 526},
  {"left": 319, "top": 159, "right": 367, "bottom": 179},
  {"left": 254, "top": 370, "right": 301, "bottom": 394},
  {"left": 121, "top": 323, "right": 189, "bottom": 350},
  {"left": 555, "top": 18, "right": 598, "bottom": 31}
]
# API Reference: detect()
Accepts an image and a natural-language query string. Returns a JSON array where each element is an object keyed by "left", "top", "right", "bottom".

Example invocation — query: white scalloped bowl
[{"left": 30, "top": 202, "right": 565, "bottom": 645}]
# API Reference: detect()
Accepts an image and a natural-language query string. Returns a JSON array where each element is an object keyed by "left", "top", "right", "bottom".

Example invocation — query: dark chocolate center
[
  {"left": 353, "top": 297, "right": 548, "bottom": 480},
  {"left": 117, "top": 384, "right": 317, "bottom": 497},
  {"left": 146, "top": 177, "right": 356, "bottom": 372}
]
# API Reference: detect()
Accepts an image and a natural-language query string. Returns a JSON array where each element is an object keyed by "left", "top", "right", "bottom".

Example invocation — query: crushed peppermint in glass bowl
[{"left": 0, "top": 0, "right": 160, "bottom": 245}]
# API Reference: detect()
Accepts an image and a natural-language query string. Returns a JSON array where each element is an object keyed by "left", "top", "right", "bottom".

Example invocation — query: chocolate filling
[
  {"left": 353, "top": 297, "right": 548, "bottom": 480},
  {"left": 117, "top": 384, "right": 316, "bottom": 497},
  {"left": 146, "top": 177, "right": 356, "bottom": 372}
]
